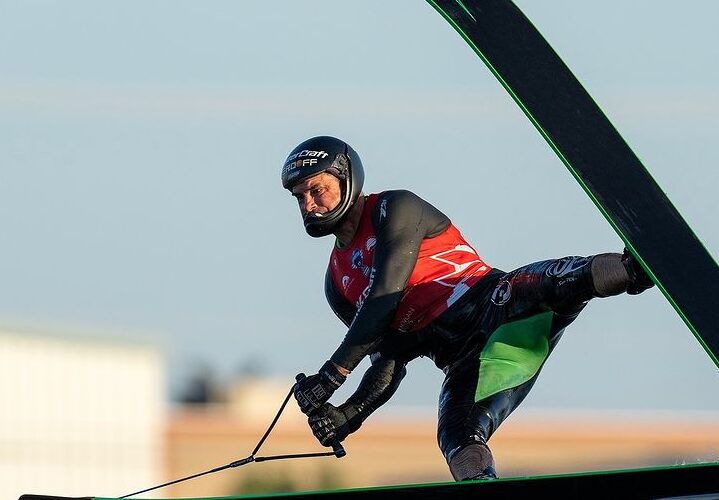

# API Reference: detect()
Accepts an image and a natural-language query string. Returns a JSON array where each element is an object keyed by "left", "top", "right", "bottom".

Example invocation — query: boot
[{"left": 622, "top": 248, "right": 655, "bottom": 295}]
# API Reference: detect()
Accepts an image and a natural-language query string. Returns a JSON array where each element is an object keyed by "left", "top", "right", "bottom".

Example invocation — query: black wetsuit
[{"left": 325, "top": 190, "right": 596, "bottom": 464}]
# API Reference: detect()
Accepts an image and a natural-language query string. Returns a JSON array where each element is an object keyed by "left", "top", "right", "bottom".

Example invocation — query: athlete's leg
[
  {"left": 544, "top": 251, "right": 654, "bottom": 303},
  {"left": 437, "top": 252, "right": 651, "bottom": 480},
  {"left": 437, "top": 351, "right": 500, "bottom": 481},
  {"left": 437, "top": 318, "right": 569, "bottom": 481},
  {"left": 492, "top": 251, "right": 651, "bottom": 315},
  {"left": 437, "top": 255, "right": 595, "bottom": 480},
  {"left": 592, "top": 250, "right": 654, "bottom": 296}
]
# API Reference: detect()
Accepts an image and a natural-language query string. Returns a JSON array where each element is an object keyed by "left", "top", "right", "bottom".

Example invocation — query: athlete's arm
[
  {"left": 341, "top": 350, "right": 409, "bottom": 418},
  {"left": 325, "top": 268, "right": 356, "bottom": 328},
  {"left": 329, "top": 190, "right": 449, "bottom": 372},
  {"left": 307, "top": 349, "right": 412, "bottom": 446}
]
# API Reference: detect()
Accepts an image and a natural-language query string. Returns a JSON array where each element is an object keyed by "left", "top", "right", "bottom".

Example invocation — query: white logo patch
[
  {"left": 429, "top": 245, "right": 483, "bottom": 287},
  {"left": 379, "top": 199, "right": 388, "bottom": 220},
  {"left": 546, "top": 256, "right": 591, "bottom": 278},
  {"left": 491, "top": 280, "right": 512, "bottom": 305}
]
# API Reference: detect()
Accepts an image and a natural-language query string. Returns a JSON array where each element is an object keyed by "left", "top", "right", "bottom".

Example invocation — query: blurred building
[
  {"left": 0, "top": 328, "right": 165, "bottom": 499},
  {"left": 165, "top": 377, "right": 719, "bottom": 497}
]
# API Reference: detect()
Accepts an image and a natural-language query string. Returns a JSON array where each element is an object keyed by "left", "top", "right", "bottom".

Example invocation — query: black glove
[
  {"left": 294, "top": 361, "right": 347, "bottom": 415},
  {"left": 622, "top": 248, "right": 655, "bottom": 295},
  {"left": 308, "top": 403, "right": 362, "bottom": 447}
]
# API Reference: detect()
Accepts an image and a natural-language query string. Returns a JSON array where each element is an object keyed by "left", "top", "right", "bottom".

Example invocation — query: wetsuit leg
[{"left": 438, "top": 256, "right": 596, "bottom": 480}]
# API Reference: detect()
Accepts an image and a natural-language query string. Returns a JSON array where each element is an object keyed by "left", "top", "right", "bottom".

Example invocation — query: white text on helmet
[
  {"left": 286, "top": 149, "right": 329, "bottom": 162},
  {"left": 285, "top": 158, "right": 319, "bottom": 171}
]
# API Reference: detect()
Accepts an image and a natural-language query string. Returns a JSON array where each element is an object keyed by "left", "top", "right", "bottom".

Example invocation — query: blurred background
[{"left": 1, "top": 0, "right": 718, "bottom": 498}]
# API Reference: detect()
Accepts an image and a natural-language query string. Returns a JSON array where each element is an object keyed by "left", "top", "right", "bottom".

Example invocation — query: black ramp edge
[
  {"left": 427, "top": 0, "right": 719, "bottom": 364},
  {"left": 19, "top": 496, "right": 93, "bottom": 500},
  {"left": 260, "top": 463, "right": 719, "bottom": 499},
  {"left": 16, "top": 463, "right": 719, "bottom": 499}
]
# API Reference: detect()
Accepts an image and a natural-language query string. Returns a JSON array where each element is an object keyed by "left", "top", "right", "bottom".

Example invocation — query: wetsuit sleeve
[
  {"left": 324, "top": 268, "right": 356, "bottom": 328},
  {"left": 338, "top": 351, "right": 408, "bottom": 429},
  {"left": 330, "top": 190, "right": 450, "bottom": 371}
]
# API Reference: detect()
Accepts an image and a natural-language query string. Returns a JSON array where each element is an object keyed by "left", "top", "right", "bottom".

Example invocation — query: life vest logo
[
  {"left": 356, "top": 267, "right": 375, "bottom": 310},
  {"left": 366, "top": 237, "right": 377, "bottom": 252},
  {"left": 351, "top": 248, "right": 371, "bottom": 277},
  {"left": 430, "top": 245, "right": 485, "bottom": 287},
  {"left": 342, "top": 275, "right": 351, "bottom": 290}
]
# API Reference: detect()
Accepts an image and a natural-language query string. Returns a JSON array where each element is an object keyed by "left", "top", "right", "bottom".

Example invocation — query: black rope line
[
  {"left": 119, "top": 376, "right": 345, "bottom": 499},
  {"left": 251, "top": 383, "right": 295, "bottom": 456},
  {"left": 255, "top": 451, "right": 336, "bottom": 462}
]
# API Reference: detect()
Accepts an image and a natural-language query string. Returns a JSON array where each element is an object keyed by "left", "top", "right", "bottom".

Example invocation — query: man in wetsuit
[{"left": 283, "top": 136, "right": 654, "bottom": 480}]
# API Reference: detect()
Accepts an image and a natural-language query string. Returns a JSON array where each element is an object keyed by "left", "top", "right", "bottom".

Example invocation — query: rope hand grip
[{"left": 295, "top": 373, "right": 347, "bottom": 458}]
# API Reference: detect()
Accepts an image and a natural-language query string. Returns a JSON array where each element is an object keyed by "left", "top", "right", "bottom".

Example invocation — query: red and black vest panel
[{"left": 329, "top": 194, "right": 492, "bottom": 332}]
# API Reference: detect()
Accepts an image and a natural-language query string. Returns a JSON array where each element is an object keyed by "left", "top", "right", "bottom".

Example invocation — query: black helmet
[{"left": 281, "top": 136, "right": 365, "bottom": 237}]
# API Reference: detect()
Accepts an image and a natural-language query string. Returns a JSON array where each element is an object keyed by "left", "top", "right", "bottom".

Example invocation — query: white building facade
[{"left": 0, "top": 329, "right": 165, "bottom": 499}]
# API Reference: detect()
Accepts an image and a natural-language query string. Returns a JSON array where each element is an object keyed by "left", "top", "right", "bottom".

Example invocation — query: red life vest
[{"left": 329, "top": 194, "right": 492, "bottom": 332}]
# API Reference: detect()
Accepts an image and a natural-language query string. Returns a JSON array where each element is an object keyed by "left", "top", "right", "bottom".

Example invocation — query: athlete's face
[{"left": 291, "top": 172, "right": 342, "bottom": 217}]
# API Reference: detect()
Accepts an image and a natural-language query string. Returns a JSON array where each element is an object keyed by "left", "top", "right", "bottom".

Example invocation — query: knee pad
[{"left": 448, "top": 441, "right": 497, "bottom": 481}]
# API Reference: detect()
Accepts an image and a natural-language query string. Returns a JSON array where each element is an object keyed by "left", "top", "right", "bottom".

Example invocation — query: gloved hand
[
  {"left": 308, "top": 403, "right": 361, "bottom": 447},
  {"left": 621, "top": 248, "right": 655, "bottom": 295},
  {"left": 294, "top": 361, "right": 347, "bottom": 415}
]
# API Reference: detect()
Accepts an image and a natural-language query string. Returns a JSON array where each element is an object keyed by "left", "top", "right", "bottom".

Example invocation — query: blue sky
[{"left": 1, "top": 0, "right": 718, "bottom": 411}]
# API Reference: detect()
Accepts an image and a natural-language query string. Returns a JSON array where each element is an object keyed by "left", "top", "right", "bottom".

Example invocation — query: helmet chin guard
[{"left": 282, "top": 136, "right": 365, "bottom": 237}]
